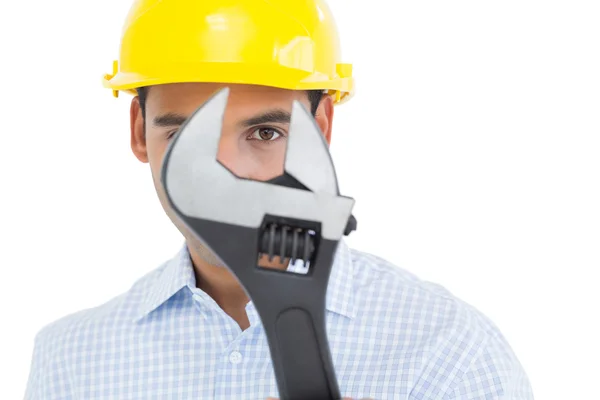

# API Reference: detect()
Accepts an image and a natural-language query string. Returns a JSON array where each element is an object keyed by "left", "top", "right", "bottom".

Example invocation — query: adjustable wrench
[{"left": 161, "top": 87, "right": 357, "bottom": 400}]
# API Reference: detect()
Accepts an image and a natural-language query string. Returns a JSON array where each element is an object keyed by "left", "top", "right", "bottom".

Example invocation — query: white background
[{"left": 1, "top": 0, "right": 599, "bottom": 398}]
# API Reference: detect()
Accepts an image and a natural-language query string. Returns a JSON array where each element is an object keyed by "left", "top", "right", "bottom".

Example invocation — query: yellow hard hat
[{"left": 102, "top": 0, "right": 354, "bottom": 104}]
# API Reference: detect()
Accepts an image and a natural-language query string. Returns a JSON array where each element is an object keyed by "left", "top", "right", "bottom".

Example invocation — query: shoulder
[
  {"left": 24, "top": 259, "right": 171, "bottom": 398},
  {"left": 348, "top": 245, "right": 486, "bottom": 328},
  {"left": 346, "top": 246, "right": 533, "bottom": 398},
  {"left": 30, "top": 258, "right": 169, "bottom": 358}
]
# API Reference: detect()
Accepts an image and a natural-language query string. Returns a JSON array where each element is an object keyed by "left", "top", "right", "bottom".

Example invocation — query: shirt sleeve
[
  {"left": 24, "top": 328, "right": 72, "bottom": 400},
  {"left": 445, "top": 330, "right": 534, "bottom": 400}
]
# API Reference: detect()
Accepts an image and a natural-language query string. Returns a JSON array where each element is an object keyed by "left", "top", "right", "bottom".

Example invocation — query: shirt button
[{"left": 229, "top": 351, "right": 243, "bottom": 364}]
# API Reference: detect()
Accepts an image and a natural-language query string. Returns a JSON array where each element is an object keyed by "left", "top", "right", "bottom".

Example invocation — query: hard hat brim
[{"left": 103, "top": 62, "right": 354, "bottom": 104}]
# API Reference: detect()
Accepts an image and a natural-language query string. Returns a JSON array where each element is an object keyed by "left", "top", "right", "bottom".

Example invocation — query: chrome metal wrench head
[{"left": 161, "top": 87, "right": 355, "bottom": 242}]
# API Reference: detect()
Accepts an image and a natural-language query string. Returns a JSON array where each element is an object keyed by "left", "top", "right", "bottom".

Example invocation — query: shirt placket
[{"left": 190, "top": 287, "right": 263, "bottom": 399}]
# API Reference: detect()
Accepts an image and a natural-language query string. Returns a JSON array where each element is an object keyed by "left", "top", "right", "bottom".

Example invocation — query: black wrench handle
[
  {"left": 266, "top": 304, "right": 338, "bottom": 400},
  {"left": 251, "top": 241, "right": 341, "bottom": 400}
]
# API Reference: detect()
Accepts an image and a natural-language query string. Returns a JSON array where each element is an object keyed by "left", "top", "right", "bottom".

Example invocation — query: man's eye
[{"left": 248, "top": 127, "right": 283, "bottom": 141}]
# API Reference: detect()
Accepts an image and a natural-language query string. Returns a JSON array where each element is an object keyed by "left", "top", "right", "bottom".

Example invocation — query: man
[{"left": 25, "top": 0, "right": 534, "bottom": 399}]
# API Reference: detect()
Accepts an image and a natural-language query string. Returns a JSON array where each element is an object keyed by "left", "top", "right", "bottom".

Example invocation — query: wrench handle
[{"left": 266, "top": 303, "right": 340, "bottom": 400}]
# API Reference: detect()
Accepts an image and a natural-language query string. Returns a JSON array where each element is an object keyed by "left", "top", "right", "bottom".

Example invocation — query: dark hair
[{"left": 136, "top": 86, "right": 323, "bottom": 122}]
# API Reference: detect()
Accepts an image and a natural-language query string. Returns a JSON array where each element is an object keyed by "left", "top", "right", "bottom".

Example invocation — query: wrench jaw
[{"left": 284, "top": 100, "right": 340, "bottom": 196}]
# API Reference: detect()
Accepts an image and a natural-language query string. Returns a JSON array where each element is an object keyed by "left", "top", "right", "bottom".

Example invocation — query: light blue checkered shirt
[{"left": 25, "top": 240, "right": 533, "bottom": 399}]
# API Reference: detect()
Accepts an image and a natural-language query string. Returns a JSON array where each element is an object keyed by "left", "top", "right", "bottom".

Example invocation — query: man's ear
[
  {"left": 314, "top": 95, "right": 334, "bottom": 145},
  {"left": 130, "top": 96, "right": 148, "bottom": 163}
]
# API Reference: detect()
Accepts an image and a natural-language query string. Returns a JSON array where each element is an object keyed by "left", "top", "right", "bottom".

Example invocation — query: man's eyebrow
[
  {"left": 153, "top": 112, "right": 189, "bottom": 127},
  {"left": 152, "top": 109, "right": 292, "bottom": 128},
  {"left": 238, "top": 109, "right": 291, "bottom": 127}
]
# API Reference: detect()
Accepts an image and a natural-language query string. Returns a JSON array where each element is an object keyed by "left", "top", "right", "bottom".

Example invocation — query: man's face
[{"left": 130, "top": 82, "right": 334, "bottom": 267}]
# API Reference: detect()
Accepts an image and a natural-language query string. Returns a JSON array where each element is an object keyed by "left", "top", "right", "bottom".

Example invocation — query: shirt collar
[
  {"left": 135, "top": 239, "right": 355, "bottom": 322},
  {"left": 134, "top": 244, "right": 196, "bottom": 322}
]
